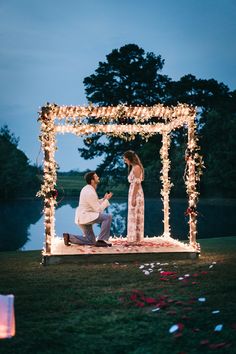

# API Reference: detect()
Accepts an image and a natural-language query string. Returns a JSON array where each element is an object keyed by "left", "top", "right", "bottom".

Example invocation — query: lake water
[{"left": 0, "top": 198, "right": 235, "bottom": 251}]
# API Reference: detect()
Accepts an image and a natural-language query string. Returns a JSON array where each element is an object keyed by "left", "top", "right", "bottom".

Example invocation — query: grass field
[
  {"left": 57, "top": 174, "right": 128, "bottom": 197},
  {"left": 0, "top": 237, "right": 236, "bottom": 354}
]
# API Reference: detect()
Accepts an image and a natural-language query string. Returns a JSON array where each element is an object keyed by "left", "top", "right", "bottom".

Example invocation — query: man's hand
[{"left": 104, "top": 192, "right": 113, "bottom": 200}]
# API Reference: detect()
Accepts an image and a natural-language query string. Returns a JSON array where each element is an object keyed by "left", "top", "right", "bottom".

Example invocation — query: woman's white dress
[{"left": 127, "top": 168, "right": 144, "bottom": 242}]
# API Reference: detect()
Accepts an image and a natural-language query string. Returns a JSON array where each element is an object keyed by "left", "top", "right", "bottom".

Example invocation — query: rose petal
[
  {"left": 198, "top": 297, "right": 206, "bottom": 302},
  {"left": 200, "top": 339, "right": 210, "bottom": 346},
  {"left": 145, "top": 297, "right": 157, "bottom": 304},
  {"left": 152, "top": 307, "right": 160, "bottom": 312},
  {"left": 212, "top": 310, "right": 220, "bottom": 314},
  {"left": 209, "top": 342, "right": 227, "bottom": 349},
  {"left": 169, "top": 323, "right": 184, "bottom": 334},
  {"left": 169, "top": 324, "right": 179, "bottom": 333},
  {"left": 214, "top": 324, "right": 223, "bottom": 332},
  {"left": 167, "top": 310, "right": 177, "bottom": 315}
]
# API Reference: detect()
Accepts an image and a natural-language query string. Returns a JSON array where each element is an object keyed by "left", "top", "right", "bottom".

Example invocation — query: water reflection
[
  {"left": 0, "top": 198, "right": 235, "bottom": 251},
  {"left": 0, "top": 200, "right": 43, "bottom": 251}
]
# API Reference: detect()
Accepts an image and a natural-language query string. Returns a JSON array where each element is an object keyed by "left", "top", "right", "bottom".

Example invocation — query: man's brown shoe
[
  {"left": 63, "top": 233, "right": 71, "bottom": 246},
  {"left": 95, "top": 240, "right": 112, "bottom": 247}
]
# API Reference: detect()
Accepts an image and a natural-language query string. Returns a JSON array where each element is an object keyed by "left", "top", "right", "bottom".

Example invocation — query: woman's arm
[{"left": 131, "top": 165, "right": 142, "bottom": 207}]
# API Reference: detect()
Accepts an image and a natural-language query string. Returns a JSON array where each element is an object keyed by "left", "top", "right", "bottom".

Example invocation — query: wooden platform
[{"left": 42, "top": 236, "right": 200, "bottom": 265}]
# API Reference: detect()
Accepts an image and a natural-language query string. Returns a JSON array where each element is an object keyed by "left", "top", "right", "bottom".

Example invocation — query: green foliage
[
  {"left": 0, "top": 125, "right": 40, "bottom": 200},
  {"left": 81, "top": 44, "right": 236, "bottom": 197},
  {"left": 0, "top": 237, "right": 236, "bottom": 354},
  {"left": 201, "top": 110, "right": 236, "bottom": 197}
]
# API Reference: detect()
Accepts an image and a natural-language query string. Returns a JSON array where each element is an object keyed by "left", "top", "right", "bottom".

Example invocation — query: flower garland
[
  {"left": 160, "top": 130, "right": 172, "bottom": 237},
  {"left": 184, "top": 116, "right": 204, "bottom": 248}
]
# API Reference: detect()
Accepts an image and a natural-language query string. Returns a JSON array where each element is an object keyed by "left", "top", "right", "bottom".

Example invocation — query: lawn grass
[
  {"left": 56, "top": 174, "right": 127, "bottom": 197},
  {"left": 0, "top": 237, "right": 236, "bottom": 354}
]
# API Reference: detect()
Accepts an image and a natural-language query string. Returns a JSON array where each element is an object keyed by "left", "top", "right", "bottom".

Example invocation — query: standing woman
[{"left": 123, "top": 150, "right": 144, "bottom": 243}]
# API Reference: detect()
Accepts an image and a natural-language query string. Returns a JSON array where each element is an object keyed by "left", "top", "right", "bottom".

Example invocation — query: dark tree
[
  {"left": 0, "top": 125, "right": 40, "bottom": 199},
  {"left": 81, "top": 44, "right": 169, "bottom": 189},
  {"left": 84, "top": 43, "right": 170, "bottom": 106}
]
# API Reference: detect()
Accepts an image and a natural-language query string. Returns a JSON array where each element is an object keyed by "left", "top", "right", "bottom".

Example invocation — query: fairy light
[
  {"left": 37, "top": 102, "right": 203, "bottom": 254},
  {"left": 160, "top": 130, "right": 172, "bottom": 238}
]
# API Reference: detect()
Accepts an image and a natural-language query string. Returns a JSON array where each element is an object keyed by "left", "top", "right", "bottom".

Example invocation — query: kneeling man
[{"left": 63, "top": 171, "right": 113, "bottom": 247}]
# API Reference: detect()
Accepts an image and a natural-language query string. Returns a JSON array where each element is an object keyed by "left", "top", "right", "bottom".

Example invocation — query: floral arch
[{"left": 37, "top": 103, "right": 203, "bottom": 255}]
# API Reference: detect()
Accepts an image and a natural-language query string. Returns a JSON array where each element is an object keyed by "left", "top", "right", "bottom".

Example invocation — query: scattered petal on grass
[
  {"left": 200, "top": 339, "right": 210, "bottom": 346},
  {"left": 178, "top": 277, "right": 184, "bottom": 280},
  {"left": 161, "top": 271, "right": 177, "bottom": 276},
  {"left": 209, "top": 342, "right": 228, "bottom": 349},
  {"left": 169, "top": 324, "right": 179, "bottom": 333},
  {"left": 209, "top": 264, "right": 214, "bottom": 269},
  {"left": 139, "top": 265, "right": 144, "bottom": 269},
  {"left": 152, "top": 307, "right": 160, "bottom": 312},
  {"left": 198, "top": 297, "right": 206, "bottom": 302},
  {"left": 192, "top": 328, "right": 200, "bottom": 332},
  {"left": 175, "top": 301, "right": 184, "bottom": 306},
  {"left": 184, "top": 274, "right": 190, "bottom": 277},
  {"left": 169, "top": 323, "right": 184, "bottom": 334},
  {"left": 214, "top": 324, "right": 223, "bottom": 332},
  {"left": 212, "top": 310, "right": 220, "bottom": 314},
  {"left": 184, "top": 307, "right": 193, "bottom": 312},
  {"left": 143, "top": 271, "right": 150, "bottom": 275},
  {"left": 167, "top": 310, "right": 177, "bottom": 315},
  {"left": 145, "top": 297, "right": 157, "bottom": 304}
]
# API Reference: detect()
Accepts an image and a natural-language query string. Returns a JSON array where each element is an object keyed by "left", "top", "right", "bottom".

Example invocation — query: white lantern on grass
[{"left": 0, "top": 294, "right": 15, "bottom": 339}]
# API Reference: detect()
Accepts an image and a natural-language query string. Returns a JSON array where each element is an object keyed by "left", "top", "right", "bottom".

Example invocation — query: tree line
[{"left": 0, "top": 43, "right": 235, "bottom": 200}]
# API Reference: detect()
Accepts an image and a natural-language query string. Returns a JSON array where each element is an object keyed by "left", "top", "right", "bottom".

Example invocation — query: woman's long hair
[{"left": 123, "top": 150, "right": 144, "bottom": 179}]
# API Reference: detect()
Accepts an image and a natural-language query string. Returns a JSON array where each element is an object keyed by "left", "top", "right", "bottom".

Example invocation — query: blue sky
[{"left": 0, "top": 0, "right": 235, "bottom": 171}]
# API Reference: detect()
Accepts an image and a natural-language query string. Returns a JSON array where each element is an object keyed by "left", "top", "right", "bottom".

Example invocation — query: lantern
[{"left": 0, "top": 294, "right": 15, "bottom": 339}]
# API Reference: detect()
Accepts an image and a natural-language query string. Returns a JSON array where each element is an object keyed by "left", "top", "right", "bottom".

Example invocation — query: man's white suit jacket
[{"left": 75, "top": 184, "right": 110, "bottom": 225}]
